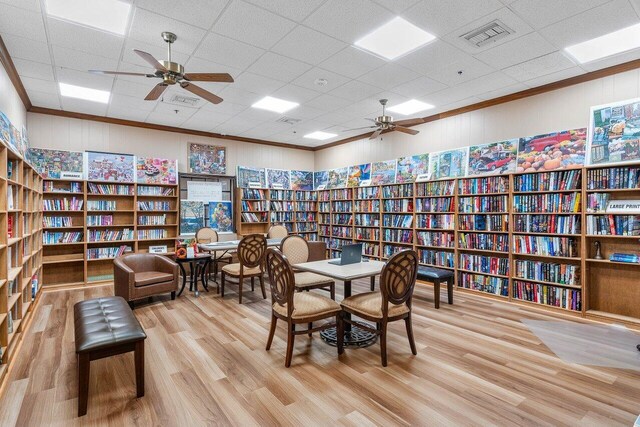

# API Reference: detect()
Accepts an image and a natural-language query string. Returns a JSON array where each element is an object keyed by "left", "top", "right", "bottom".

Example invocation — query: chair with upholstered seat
[
  {"left": 196, "top": 227, "right": 232, "bottom": 284},
  {"left": 267, "top": 224, "right": 289, "bottom": 239},
  {"left": 221, "top": 234, "right": 267, "bottom": 304},
  {"left": 339, "top": 250, "right": 419, "bottom": 366},
  {"left": 265, "top": 248, "right": 343, "bottom": 367},
  {"left": 114, "top": 253, "right": 179, "bottom": 308},
  {"left": 281, "top": 235, "right": 335, "bottom": 299}
]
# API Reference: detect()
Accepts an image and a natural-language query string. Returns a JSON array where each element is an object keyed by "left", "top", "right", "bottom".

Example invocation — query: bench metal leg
[
  {"left": 135, "top": 341, "right": 145, "bottom": 398},
  {"left": 434, "top": 279, "right": 441, "bottom": 309},
  {"left": 78, "top": 353, "right": 90, "bottom": 417}
]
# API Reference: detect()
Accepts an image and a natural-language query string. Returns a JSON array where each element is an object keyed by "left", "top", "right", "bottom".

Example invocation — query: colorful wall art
[
  {"left": 180, "top": 200, "right": 205, "bottom": 235},
  {"left": 87, "top": 151, "right": 135, "bottom": 182},
  {"left": 468, "top": 139, "right": 518, "bottom": 176},
  {"left": 370, "top": 160, "right": 397, "bottom": 185},
  {"left": 347, "top": 163, "right": 371, "bottom": 187},
  {"left": 428, "top": 148, "right": 468, "bottom": 180},
  {"left": 266, "top": 168, "right": 291, "bottom": 189},
  {"left": 589, "top": 98, "right": 640, "bottom": 165},
  {"left": 0, "top": 112, "right": 10, "bottom": 152},
  {"left": 290, "top": 170, "right": 314, "bottom": 190},
  {"left": 188, "top": 143, "right": 226, "bottom": 175},
  {"left": 396, "top": 154, "right": 429, "bottom": 183},
  {"left": 237, "top": 166, "right": 266, "bottom": 188},
  {"left": 136, "top": 157, "right": 177, "bottom": 184},
  {"left": 209, "top": 200, "right": 233, "bottom": 233},
  {"left": 313, "top": 170, "right": 329, "bottom": 189},
  {"left": 28, "top": 148, "right": 84, "bottom": 179},
  {"left": 517, "top": 128, "right": 586, "bottom": 172},
  {"left": 327, "top": 167, "right": 348, "bottom": 189}
]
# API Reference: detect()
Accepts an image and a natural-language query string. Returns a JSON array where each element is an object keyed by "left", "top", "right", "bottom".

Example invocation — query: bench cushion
[
  {"left": 417, "top": 266, "right": 454, "bottom": 281},
  {"left": 134, "top": 271, "right": 174, "bottom": 287},
  {"left": 74, "top": 296, "right": 146, "bottom": 354}
]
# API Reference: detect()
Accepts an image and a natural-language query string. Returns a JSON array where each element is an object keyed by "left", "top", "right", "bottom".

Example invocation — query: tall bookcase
[
  {"left": 415, "top": 179, "right": 456, "bottom": 270},
  {"left": 318, "top": 190, "right": 331, "bottom": 255},
  {"left": 381, "top": 183, "right": 413, "bottom": 259},
  {"left": 330, "top": 188, "right": 353, "bottom": 258},
  {"left": 237, "top": 188, "right": 269, "bottom": 236},
  {"left": 269, "top": 190, "right": 295, "bottom": 233},
  {"left": 294, "top": 190, "right": 318, "bottom": 241},
  {"left": 354, "top": 186, "right": 381, "bottom": 259}
]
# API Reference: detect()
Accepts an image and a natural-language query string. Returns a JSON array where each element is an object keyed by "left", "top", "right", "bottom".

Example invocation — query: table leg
[
  {"left": 344, "top": 280, "right": 352, "bottom": 333},
  {"left": 192, "top": 262, "right": 199, "bottom": 297},
  {"left": 370, "top": 276, "right": 375, "bottom": 291},
  {"left": 177, "top": 262, "right": 188, "bottom": 297},
  {"left": 201, "top": 260, "right": 210, "bottom": 292}
]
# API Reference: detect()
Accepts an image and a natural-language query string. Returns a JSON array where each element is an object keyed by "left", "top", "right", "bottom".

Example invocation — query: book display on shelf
[
  {"left": 329, "top": 188, "right": 354, "bottom": 258},
  {"left": 354, "top": 186, "right": 381, "bottom": 259},
  {"left": 318, "top": 190, "right": 331, "bottom": 255},
  {"left": 237, "top": 188, "right": 270, "bottom": 235},
  {"left": 381, "top": 183, "right": 413, "bottom": 259},
  {"left": 415, "top": 179, "right": 456, "bottom": 270},
  {"left": 294, "top": 190, "right": 318, "bottom": 241},
  {"left": 269, "top": 189, "right": 295, "bottom": 233}
]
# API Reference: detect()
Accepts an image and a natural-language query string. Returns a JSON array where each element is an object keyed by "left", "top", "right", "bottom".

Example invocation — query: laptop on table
[{"left": 329, "top": 243, "right": 363, "bottom": 265}]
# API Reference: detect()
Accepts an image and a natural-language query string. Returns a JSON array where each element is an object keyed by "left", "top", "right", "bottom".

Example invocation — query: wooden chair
[
  {"left": 267, "top": 224, "right": 289, "bottom": 239},
  {"left": 281, "top": 235, "right": 335, "bottom": 299},
  {"left": 221, "top": 234, "right": 267, "bottom": 304},
  {"left": 265, "top": 248, "right": 342, "bottom": 367},
  {"left": 196, "top": 227, "right": 231, "bottom": 284},
  {"left": 339, "top": 250, "right": 419, "bottom": 367}
]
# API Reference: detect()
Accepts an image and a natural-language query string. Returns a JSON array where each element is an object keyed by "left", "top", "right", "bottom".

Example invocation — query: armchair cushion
[
  {"left": 222, "top": 263, "right": 262, "bottom": 276},
  {"left": 134, "top": 271, "right": 175, "bottom": 287},
  {"left": 294, "top": 272, "right": 334, "bottom": 289},
  {"left": 340, "top": 292, "right": 409, "bottom": 319}
]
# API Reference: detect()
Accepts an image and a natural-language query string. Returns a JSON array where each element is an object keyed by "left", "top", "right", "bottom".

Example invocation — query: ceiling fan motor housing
[{"left": 160, "top": 61, "right": 184, "bottom": 85}]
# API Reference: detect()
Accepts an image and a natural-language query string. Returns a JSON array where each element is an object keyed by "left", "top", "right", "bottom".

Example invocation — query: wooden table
[{"left": 295, "top": 259, "right": 385, "bottom": 347}]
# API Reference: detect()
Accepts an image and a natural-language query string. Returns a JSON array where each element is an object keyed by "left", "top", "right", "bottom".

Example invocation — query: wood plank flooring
[{"left": 1, "top": 279, "right": 639, "bottom": 426}]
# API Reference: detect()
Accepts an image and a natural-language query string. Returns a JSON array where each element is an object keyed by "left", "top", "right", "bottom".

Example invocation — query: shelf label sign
[
  {"left": 359, "top": 179, "right": 371, "bottom": 187},
  {"left": 416, "top": 173, "right": 432, "bottom": 182},
  {"left": 248, "top": 181, "right": 262, "bottom": 189},
  {"left": 149, "top": 245, "right": 168, "bottom": 254},
  {"left": 61, "top": 171, "right": 83, "bottom": 180},
  {"left": 606, "top": 200, "right": 640, "bottom": 214}
]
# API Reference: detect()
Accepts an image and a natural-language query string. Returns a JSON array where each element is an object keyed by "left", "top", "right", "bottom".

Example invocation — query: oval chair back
[
  {"left": 379, "top": 250, "right": 418, "bottom": 316},
  {"left": 265, "top": 248, "right": 296, "bottom": 316},
  {"left": 280, "top": 235, "right": 309, "bottom": 265},
  {"left": 196, "top": 227, "right": 218, "bottom": 244},
  {"left": 237, "top": 234, "right": 267, "bottom": 269},
  {"left": 267, "top": 224, "right": 289, "bottom": 239}
]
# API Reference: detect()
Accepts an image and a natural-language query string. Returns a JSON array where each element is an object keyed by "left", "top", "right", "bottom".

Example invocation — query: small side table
[{"left": 175, "top": 254, "right": 211, "bottom": 297}]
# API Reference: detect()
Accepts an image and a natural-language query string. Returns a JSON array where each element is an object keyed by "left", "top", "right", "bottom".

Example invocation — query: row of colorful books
[
  {"left": 458, "top": 214, "right": 508, "bottom": 232},
  {"left": 459, "top": 253, "right": 509, "bottom": 276},
  {"left": 383, "top": 199, "right": 413, "bottom": 212},
  {"left": 332, "top": 226, "right": 352, "bottom": 238},
  {"left": 418, "top": 249, "right": 454, "bottom": 268},
  {"left": 43, "top": 216, "right": 73, "bottom": 228},
  {"left": 88, "top": 229, "right": 133, "bottom": 242},
  {"left": 458, "top": 272, "right": 509, "bottom": 296},
  {"left": 459, "top": 195, "right": 508, "bottom": 213},
  {"left": 586, "top": 166, "right": 639, "bottom": 190},
  {"left": 270, "top": 201, "right": 294, "bottom": 211},
  {"left": 87, "top": 245, "right": 131, "bottom": 259},
  {"left": 43, "top": 231, "right": 83, "bottom": 244},
  {"left": 416, "top": 180, "right": 454, "bottom": 197},
  {"left": 512, "top": 281, "right": 581, "bottom": 311},
  {"left": 459, "top": 176, "right": 508, "bottom": 195},
  {"left": 87, "top": 215, "right": 113, "bottom": 226},
  {"left": 513, "top": 214, "right": 580, "bottom": 234},
  {"left": 354, "top": 214, "right": 380, "bottom": 227},
  {"left": 585, "top": 215, "right": 640, "bottom": 236},
  {"left": 512, "top": 236, "right": 578, "bottom": 257},
  {"left": 43, "top": 181, "right": 82, "bottom": 193},
  {"left": 514, "top": 170, "right": 581, "bottom": 192},
  {"left": 269, "top": 190, "right": 294, "bottom": 200},
  {"left": 382, "top": 214, "right": 413, "bottom": 228},
  {"left": 242, "top": 189, "right": 266, "bottom": 199},
  {"left": 382, "top": 184, "right": 413, "bottom": 198},
  {"left": 332, "top": 201, "right": 352, "bottom": 212},
  {"left": 458, "top": 232, "right": 509, "bottom": 252},
  {"left": 138, "top": 229, "right": 168, "bottom": 240},
  {"left": 416, "top": 213, "right": 455, "bottom": 229},
  {"left": 87, "top": 200, "right": 117, "bottom": 211},
  {"left": 137, "top": 185, "right": 174, "bottom": 196},
  {"left": 241, "top": 212, "right": 268, "bottom": 222},
  {"left": 382, "top": 229, "right": 413, "bottom": 244},
  {"left": 138, "top": 214, "right": 167, "bottom": 225},
  {"left": 294, "top": 191, "right": 317, "bottom": 201},
  {"left": 356, "top": 187, "right": 379, "bottom": 199},
  {"left": 416, "top": 231, "right": 455, "bottom": 247},
  {"left": 138, "top": 201, "right": 171, "bottom": 211},
  {"left": 354, "top": 200, "right": 380, "bottom": 212},
  {"left": 355, "top": 227, "right": 379, "bottom": 240},
  {"left": 43, "top": 198, "right": 83, "bottom": 211},
  {"left": 513, "top": 193, "right": 581, "bottom": 213},
  {"left": 514, "top": 259, "right": 579, "bottom": 286},
  {"left": 88, "top": 183, "right": 133, "bottom": 195},
  {"left": 415, "top": 197, "right": 453, "bottom": 212}
]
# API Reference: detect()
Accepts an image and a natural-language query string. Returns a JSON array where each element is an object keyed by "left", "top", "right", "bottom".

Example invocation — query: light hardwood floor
[{"left": 1, "top": 279, "right": 639, "bottom": 426}]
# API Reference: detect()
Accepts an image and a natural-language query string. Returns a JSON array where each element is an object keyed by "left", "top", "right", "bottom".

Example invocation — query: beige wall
[
  {"left": 27, "top": 113, "right": 315, "bottom": 173},
  {"left": 0, "top": 61, "right": 26, "bottom": 131},
  {"left": 314, "top": 69, "right": 640, "bottom": 170}
]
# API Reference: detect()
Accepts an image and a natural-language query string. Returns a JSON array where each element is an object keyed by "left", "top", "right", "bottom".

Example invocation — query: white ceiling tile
[
  {"left": 510, "top": 0, "right": 611, "bottom": 29},
  {"left": 129, "top": 8, "right": 206, "bottom": 55},
  {"left": 146, "top": 111, "right": 190, "bottom": 127},
  {"left": 424, "top": 55, "right": 496, "bottom": 86},
  {"left": 194, "top": 32, "right": 265, "bottom": 69},
  {"left": 427, "top": 86, "right": 478, "bottom": 106},
  {"left": 502, "top": 51, "right": 576, "bottom": 82},
  {"left": 46, "top": 18, "right": 124, "bottom": 59},
  {"left": 113, "top": 63, "right": 158, "bottom": 84},
  {"left": 305, "top": 94, "right": 353, "bottom": 110},
  {"left": 474, "top": 82, "right": 529, "bottom": 100},
  {"left": 21, "top": 76, "right": 58, "bottom": 95},
  {"left": 217, "top": 86, "right": 261, "bottom": 106},
  {"left": 358, "top": 63, "right": 421, "bottom": 90},
  {"left": 286, "top": 104, "right": 326, "bottom": 120},
  {"left": 27, "top": 90, "right": 60, "bottom": 109},
  {"left": 12, "top": 58, "right": 54, "bottom": 81},
  {"left": 396, "top": 40, "right": 468, "bottom": 75},
  {"left": 539, "top": 0, "right": 640, "bottom": 49},
  {"left": 328, "top": 80, "right": 382, "bottom": 102},
  {"left": 405, "top": 0, "right": 503, "bottom": 37},
  {"left": 61, "top": 98, "right": 108, "bottom": 116},
  {"left": 52, "top": 45, "right": 119, "bottom": 74},
  {"left": 0, "top": 0, "right": 40, "bottom": 12},
  {"left": 316, "top": 110, "right": 363, "bottom": 125},
  {"left": 291, "top": 67, "right": 352, "bottom": 93},
  {"left": 213, "top": 1, "right": 297, "bottom": 49},
  {"left": 632, "top": 0, "right": 640, "bottom": 15},
  {"left": 0, "top": 4, "right": 46, "bottom": 41},
  {"left": 135, "top": 0, "right": 228, "bottom": 29},
  {"left": 270, "top": 84, "right": 321, "bottom": 104},
  {"left": 56, "top": 67, "right": 114, "bottom": 91},
  {"left": 246, "top": 52, "right": 312, "bottom": 82},
  {"left": 522, "top": 66, "right": 584, "bottom": 88},
  {"left": 271, "top": 26, "right": 347, "bottom": 66},
  {"left": 181, "top": 108, "right": 234, "bottom": 130},
  {"left": 320, "top": 46, "right": 386, "bottom": 79},
  {"left": 213, "top": 117, "right": 257, "bottom": 134},
  {"left": 452, "top": 72, "right": 519, "bottom": 97},
  {"left": 107, "top": 106, "right": 151, "bottom": 122},
  {"left": 113, "top": 78, "right": 159, "bottom": 99},
  {"left": 184, "top": 57, "right": 243, "bottom": 79},
  {"left": 121, "top": 39, "right": 190, "bottom": 69},
  {"left": 109, "top": 93, "right": 158, "bottom": 112},
  {"left": 391, "top": 76, "right": 447, "bottom": 98},
  {"left": 232, "top": 72, "right": 286, "bottom": 96},
  {"left": 243, "top": 0, "right": 326, "bottom": 21},
  {"left": 1, "top": 33, "right": 51, "bottom": 64},
  {"left": 153, "top": 98, "right": 198, "bottom": 119},
  {"left": 373, "top": 0, "right": 421, "bottom": 13},
  {"left": 202, "top": 100, "right": 247, "bottom": 115},
  {"left": 474, "top": 32, "right": 557, "bottom": 69},
  {"left": 304, "top": 0, "right": 394, "bottom": 43},
  {"left": 269, "top": 130, "right": 302, "bottom": 142}
]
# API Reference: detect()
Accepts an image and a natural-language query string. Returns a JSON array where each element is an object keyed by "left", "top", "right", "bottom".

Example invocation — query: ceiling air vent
[
  {"left": 276, "top": 116, "right": 302, "bottom": 125},
  {"left": 461, "top": 20, "right": 514, "bottom": 48},
  {"left": 166, "top": 94, "right": 201, "bottom": 107}
]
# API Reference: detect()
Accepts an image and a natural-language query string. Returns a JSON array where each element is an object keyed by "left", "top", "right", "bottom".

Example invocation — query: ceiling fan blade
[
  {"left": 133, "top": 49, "right": 167, "bottom": 72},
  {"left": 369, "top": 129, "right": 383, "bottom": 140},
  {"left": 394, "top": 126, "right": 420, "bottom": 135},
  {"left": 365, "top": 118, "right": 377, "bottom": 123},
  {"left": 341, "top": 126, "right": 378, "bottom": 132},
  {"left": 180, "top": 82, "right": 223, "bottom": 104},
  {"left": 183, "top": 73, "right": 234, "bottom": 83},
  {"left": 145, "top": 83, "right": 168, "bottom": 101},
  {"left": 89, "top": 70, "right": 156, "bottom": 77},
  {"left": 394, "top": 117, "right": 424, "bottom": 127}
]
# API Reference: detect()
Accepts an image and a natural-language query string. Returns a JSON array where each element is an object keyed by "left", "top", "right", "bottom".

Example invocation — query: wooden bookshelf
[
  {"left": 269, "top": 189, "right": 295, "bottom": 233},
  {"left": 294, "top": 190, "right": 318, "bottom": 241},
  {"left": 415, "top": 179, "right": 456, "bottom": 271},
  {"left": 236, "top": 188, "right": 270, "bottom": 236},
  {"left": 380, "top": 183, "right": 413, "bottom": 259},
  {"left": 135, "top": 183, "right": 178, "bottom": 255},
  {"left": 330, "top": 188, "right": 354, "bottom": 258},
  {"left": 318, "top": 190, "right": 331, "bottom": 257},
  {"left": 354, "top": 186, "right": 381, "bottom": 259}
]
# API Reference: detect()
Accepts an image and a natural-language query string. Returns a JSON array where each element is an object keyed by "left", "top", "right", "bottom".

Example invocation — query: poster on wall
[
  {"left": 187, "top": 181, "right": 222, "bottom": 202},
  {"left": 290, "top": 170, "right": 314, "bottom": 191},
  {"left": 327, "top": 167, "right": 348, "bottom": 189},
  {"left": 588, "top": 98, "right": 640, "bottom": 165},
  {"left": 237, "top": 166, "right": 266, "bottom": 188},
  {"left": 209, "top": 200, "right": 233, "bottom": 233},
  {"left": 428, "top": 148, "right": 468, "bottom": 180},
  {"left": 313, "top": 170, "right": 329, "bottom": 189},
  {"left": 9, "top": 124, "right": 20, "bottom": 156},
  {"left": 0, "top": 112, "right": 11, "bottom": 151},
  {"left": 86, "top": 151, "right": 135, "bottom": 182},
  {"left": 266, "top": 168, "right": 291, "bottom": 189},
  {"left": 517, "top": 128, "right": 586, "bottom": 172},
  {"left": 370, "top": 160, "right": 397, "bottom": 185},
  {"left": 180, "top": 200, "right": 205, "bottom": 235},
  {"left": 188, "top": 143, "right": 226, "bottom": 175},
  {"left": 468, "top": 139, "right": 518, "bottom": 176},
  {"left": 21, "top": 125, "right": 30, "bottom": 159},
  {"left": 396, "top": 154, "right": 429, "bottom": 183},
  {"left": 136, "top": 157, "right": 177, "bottom": 184},
  {"left": 28, "top": 148, "right": 84, "bottom": 179},
  {"left": 347, "top": 163, "right": 371, "bottom": 187}
]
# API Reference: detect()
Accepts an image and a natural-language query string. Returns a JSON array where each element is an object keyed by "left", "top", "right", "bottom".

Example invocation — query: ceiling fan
[
  {"left": 89, "top": 32, "right": 233, "bottom": 104},
  {"left": 343, "top": 99, "right": 423, "bottom": 139}
]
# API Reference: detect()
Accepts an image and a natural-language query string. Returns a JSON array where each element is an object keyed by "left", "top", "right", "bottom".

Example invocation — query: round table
[{"left": 175, "top": 254, "right": 211, "bottom": 297}]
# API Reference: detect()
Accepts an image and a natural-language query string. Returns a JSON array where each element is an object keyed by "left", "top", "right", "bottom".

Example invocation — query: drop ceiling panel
[
  {"left": 129, "top": 8, "right": 206, "bottom": 55},
  {"left": 28, "top": 90, "right": 60, "bottom": 109},
  {"left": 109, "top": 93, "right": 158, "bottom": 113},
  {"left": 373, "top": 0, "right": 421, "bottom": 13},
  {"left": 107, "top": 106, "right": 151, "bottom": 122},
  {"left": 12, "top": 58, "right": 54, "bottom": 81},
  {"left": 405, "top": 0, "right": 504, "bottom": 37},
  {"left": 52, "top": 46, "right": 119, "bottom": 74},
  {"left": 232, "top": 72, "right": 286, "bottom": 96},
  {"left": 146, "top": 110, "right": 192, "bottom": 127},
  {"left": 0, "top": 33, "right": 51, "bottom": 64},
  {"left": 304, "top": 94, "right": 354, "bottom": 111},
  {"left": 135, "top": 0, "right": 228, "bottom": 30},
  {"left": 246, "top": 52, "right": 312, "bottom": 82},
  {"left": 61, "top": 98, "right": 108, "bottom": 116},
  {"left": 0, "top": 0, "right": 41, "bottom": 12},
  {"left": 291, "top": 68, "right": 352, "bottom": 93},
  {"left": 521, "top": 65, "right": 584, "bottom": 88},
  {"left": 319, "top": 46, "right": 386, "bottom": 79},
  {"left": 47, "top": 18, "right": 125, "bottom": 59},
  {"left": 396, "top": 40, "right": 470, "bottom": 75},
  {"left": 113, "top": 79, "right": 160, "bottom": 99},
  {"left": 121, "top": 38, "right": 190, "bottom": 69},
  {"left": 474, "top": 32, "right": 557, "bottom": 70},
  {"left": 20, "top": 76, "right": 59, "bottom": 95},
  {"left": 509, "top": 0, "right": 612, "bottom": 29},
  {"left": 0, "top": 4, "right": 47, "bottom": 41},
  {"left": 358, "top": 63, "right": 421, "bottom": 90},
  {"left": 243, "top": 0, "right": 327, "bottom": 21},
  {"left": 271, "top": 26, "right": 347, "bottom": 66},
  {"left": 502, "top": 51, "right": 576, "bottom": 82},
  {"left": 391, "top": 76, "right": 448, "bottom": 98},
  {"left": 194, "top": 33, "right": 265, "bottom": 69},
  {"left": 329, "top": 80, "right": 383, "bottom": 102},
  {"left": 270, "top": 84, "right": 321, "bottom": 104},
  {"left": 56, "top": 67, "right": 114, "bottom": 91}
]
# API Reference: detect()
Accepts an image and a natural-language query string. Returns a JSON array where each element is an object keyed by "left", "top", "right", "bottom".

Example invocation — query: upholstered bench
[
  {"left": 416, "top": 266, "right": 454, "bottom": 309},
  {"left": 74, "top": 296, "right": 147, "bottom": 417}
]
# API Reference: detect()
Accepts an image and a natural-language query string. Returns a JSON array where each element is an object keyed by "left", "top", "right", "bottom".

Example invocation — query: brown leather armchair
[{"left": 114, "top": 254, "right": 179, "bottom": 308}]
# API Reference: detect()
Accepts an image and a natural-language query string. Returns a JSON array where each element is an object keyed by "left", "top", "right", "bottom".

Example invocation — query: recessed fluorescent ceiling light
[
  {"left": 387, "top": 99, "right": 434, "bottom": 115},
  {"left": 565, "top": 22, "right": 640, "bottom": 63},
  {"left": 304, "top": 131, "right": 337, "bottom": 140},
  {"left": 251, "top": 96, "right": 299, "bottom": 113},
  {"left": 354, "top": 17, "right": 436, "bottom": 60},
  {"left": 45, "top": 0, "right": 131, "bottom": 35},
  {"left": 59, "top": 83, "right": 110, "bottom": 104}
]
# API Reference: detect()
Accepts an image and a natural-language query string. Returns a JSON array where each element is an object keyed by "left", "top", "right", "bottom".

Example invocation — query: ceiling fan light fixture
[
  {"left": 387, "top": 99, "right": 434, "bottom": 115},
  {"left": 354, "top": 17, "right": 436, "bottom": 61},
  {"left": 59, "top": 82, "right": 110, "bottom": 104},
  {"left": 45, "top": 0, "right": 131, "bottom": 35},
  {"left": 252, "top": 96, "right": 299, "bottom": 114},
  {"left": 304, "top": 131, "right": 337, "bottom": 140}
]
